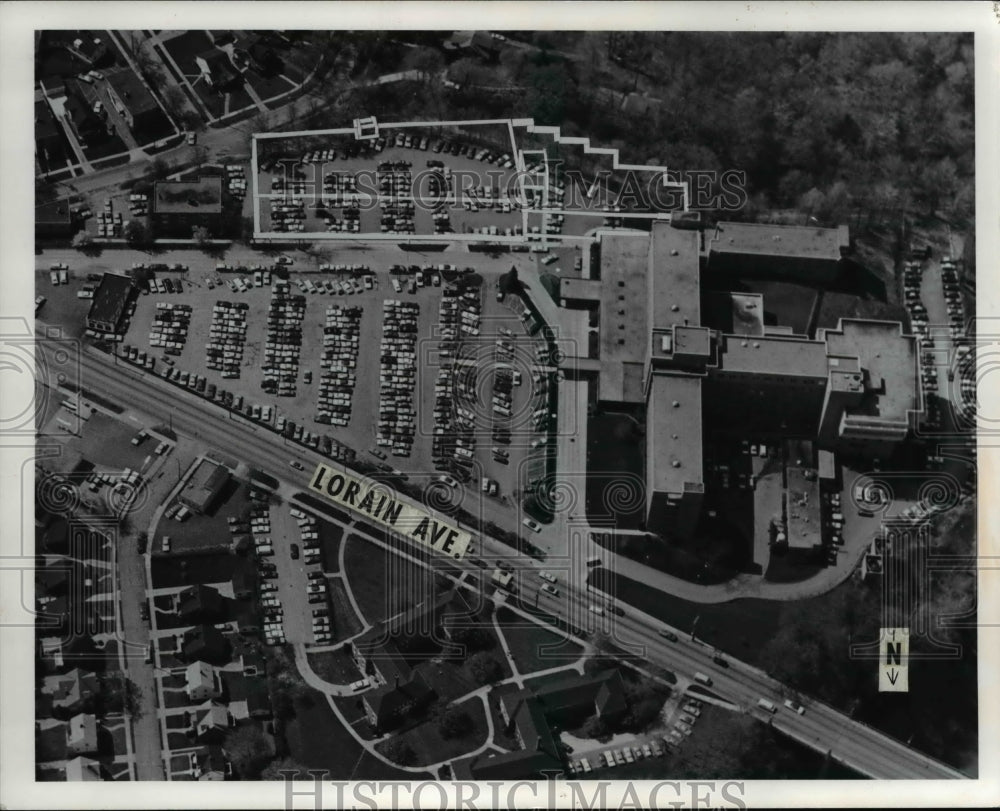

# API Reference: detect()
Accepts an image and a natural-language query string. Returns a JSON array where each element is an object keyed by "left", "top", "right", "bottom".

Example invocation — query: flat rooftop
[
  {"left": 560, "top": 277, "right": 602, "bottom": 302},
  {"left": 105, "top": 67, "right": 159, "bottom": 117},
  {"left": 646, "top": 374, "right": 703, "bottom": 496},
  {"left": 716, "top": 334, "right": 828, "bottom": 379},
  {"left": 153, "top": 176, "right": 223, "bottom": 215},
  {"left": 594, "top": 232, "right": 649, "bottom": 403},
  {"left": 820, "top": 319, "right": 919, "bottom": 425},
  {"left": 650, "top": 223, "right": 701, "bottom": 332},
  {"left": 599, "top": 232, "right": 649, "bottom": 363},
  {"left": 707, "top": 221, "right": 849, "bottom": 261},
  {"left": 87, "top": 273, "right": 133, "bottom": 328}
]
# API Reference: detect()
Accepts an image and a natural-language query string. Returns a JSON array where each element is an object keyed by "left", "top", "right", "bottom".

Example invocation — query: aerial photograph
[{"left": 25, "top": 23, "right": 978, "bottom": 793}]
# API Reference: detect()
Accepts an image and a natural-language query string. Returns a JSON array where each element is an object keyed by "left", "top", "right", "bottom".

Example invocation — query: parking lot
[
  {"left": 255, "top": 128, "right": 586, "bottom": 240},
  {"left": 116, "top": 252, "right": 561, "bottom": 515}
]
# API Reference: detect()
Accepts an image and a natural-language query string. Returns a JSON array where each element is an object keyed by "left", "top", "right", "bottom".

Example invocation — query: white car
[
  {"left": 540, "top": 583, "right": 560, "bottom": 598},
  {"left": 522, "top": 517, "right": 542, "bottom": 533},
  {"left": 539, "top": 571, "right": 557, "bottom": 583},
  {"left": 783, "top": 699, "right": 806, "bottom": 715},
  {"left": 437, "top": 474, "right": 460, "bottom": 488}
]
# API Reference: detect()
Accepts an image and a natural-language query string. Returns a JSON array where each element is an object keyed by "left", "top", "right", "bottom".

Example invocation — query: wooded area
[{"left": 301, "top": 31, "right": 973, "bottom": 231}]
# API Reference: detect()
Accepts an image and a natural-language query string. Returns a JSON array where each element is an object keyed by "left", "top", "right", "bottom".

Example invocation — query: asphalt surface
[{"left": 60, "top": 338, "right": 966, "bottom": 779}]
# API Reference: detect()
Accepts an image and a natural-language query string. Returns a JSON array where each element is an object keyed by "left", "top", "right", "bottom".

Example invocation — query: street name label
[
  {"left": 879, "top": 627, "right": 909, "bottom": 692},
  {"left": 309, "top": 464, "right": 471, "bottom": 559}
]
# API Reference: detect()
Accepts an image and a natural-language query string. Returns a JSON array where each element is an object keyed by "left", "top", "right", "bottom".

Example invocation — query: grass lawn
[
  {"left": 285, "top": 692, "right": 428, "bottom": 779},
  {"left": 522, "top": 667, "right": 585, "bottom": 693},
  {"left": 496, "top": 607, "right": 584, "bottom": 674},
  {"left": 374, "top": 696, "right": 488, "bottom": 767},
  {"left": 585, "top": 412, "right": 646, "bottom": 530},
  {"left": 306, "top": 647, "right": 362, "bottom": 686},
  {"left": 343, "top": 533, "right": 436, "bottom": 625},
  {"left": 246, "top": 69, "right": 295, "bottom": 102},
  {"left": 151, "top": 550, "right": 245, "bottom": 589},
  {"left": 586, "top": 704, "right": 860, "bottom": 780},
  {"left": 319, "top": 520, "right": 343, "bottom": 573},
  {"left": 412, "top": 658, "right": 483, "bottom": 704},
  {"left": 192, "top": 82, "right": 226, "bottom": 119},
  {"left": 159, "top": 476, "right": 254, "bottom": 554},
  {"left": 82, "top": 133, "right": 128, "bottom": 162},
  {"left": 226, "top": 85, "right": 254, "bottom": 114},
  {"left": 161, "top": 31, "right": 214, "bottom": 74},
  {"left": 328, "top": 578, "right": 364, "bottom": 640}
]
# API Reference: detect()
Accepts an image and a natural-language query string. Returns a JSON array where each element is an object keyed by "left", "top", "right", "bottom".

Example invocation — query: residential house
[
  {"left": 231, "top": 566, "right": 256, "bottom": 601},
  {"left": 42, "top": 668, "right": 98, "bottom": 715},
  {"left": 223, "top": 672, "right": 272, "bottom": 722},
  {"left": 190, "top": 745, "right": 232, "bottom": 780},
  {"left": 455, "top": 669, "right": 627, "bottom": 780},
  {"left": 65, "top": 755, "right": 103, "bottom": 782},
  {"left": 195, "top": 49, "right": 242, "bottom": 92},
  {"left": 181, "top": 624, "right": 231, "bottom": 666},
  {"left": 104, "top": 67, "right": 162, "bottom": 137},
  {"left": 176, "top": 584, "right": 225, "bottom": 624},
  {"left": 66, "top": 712, "right": 99, "bottom": 756},
  {"left": 194, "top": 700, "right": 232, "bottom": 742},
  {"left": 185, "top": 661, "right": 223, "bottom": 702}
]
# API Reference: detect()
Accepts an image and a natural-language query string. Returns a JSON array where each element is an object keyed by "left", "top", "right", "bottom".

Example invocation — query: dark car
[
  {"left": 290, "top": 543, "right": 300, "bottom": 560},
  {"left": 658, "top": 629, "right": 678, "bottom": 642},
  {"left": 712, "top": 655, "right": 729, "bottom": 668},
  {"left": 139, "top": 602, "right": 150, "bottom": 621}
]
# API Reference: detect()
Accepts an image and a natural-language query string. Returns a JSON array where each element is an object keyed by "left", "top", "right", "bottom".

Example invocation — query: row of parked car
[
  {"left": 206, "top": 300, "right": 248, "bottom": 378},
  {"left": 377, "top": 300, "right": 420, "bottom": 456},
  {"left": 903, "top": 260, "right": 938, "bottom": 430},
  {"left": 568, "top": 735, "right": 672, "bottom": 775},
  {"left": 262, "top": 281, "right": 305, "bottom": 397},
  {"left": 317, "top": 304, "right": 362, "bottom": 427},
  {"left": 430, "top": 286, "right": 483, "bottom": 480},
  {"left": 149, "top": 302, "right": 191, "bottom": 356},
  {"left": 378, "top": 164, "right": 416, "bottom": 234}
]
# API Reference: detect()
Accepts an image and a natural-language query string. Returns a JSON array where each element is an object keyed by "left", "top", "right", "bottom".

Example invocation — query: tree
[
  {"left": 467, "top": 651, "right": 503, "bottom": 685},
  {"left": 124, "top": 220, "right": 151, "bottom": 247},
  {"left": 381, "top": 738, "right": 416, "bottom": 766},
  {"left": 192, "top": 225, "right": 211, "bottom": 245},
  {"left": 224, "top": 724, "right": 274, "bottom": 779},
  {"left": 98, "top": 673, "right": 143, "bottom": 719},
  {"left": 260, "top": 757, "right": 312, "bottom": 781},
  {"left": 437, "top": 706, "right": 473, "bottom": 740},
  {"left": 72, "top": 231, "right": 94, "bottom": 249},
  {"left": 145, "top": 157, "right": 172, "bottom": 181},
  {"left": 579, "top": 714, "right": 607, "bottom": 740}
]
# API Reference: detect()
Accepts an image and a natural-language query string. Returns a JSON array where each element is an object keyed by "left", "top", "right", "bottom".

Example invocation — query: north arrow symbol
[{"left": 887, "top": 669, "right": 899, "bottom": 685}]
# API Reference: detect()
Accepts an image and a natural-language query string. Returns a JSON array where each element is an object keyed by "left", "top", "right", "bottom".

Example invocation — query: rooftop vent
[
  {"left": 672, "top": 400, "right": 679, "bottom": 408},
  {"left": 672, "top": 460, "right": 681, "bottom": 468}
]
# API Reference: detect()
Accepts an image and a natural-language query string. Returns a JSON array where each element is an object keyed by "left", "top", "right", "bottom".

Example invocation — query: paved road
[{"left": 60, "top": 339, "right": 966, "bottom": 779}]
